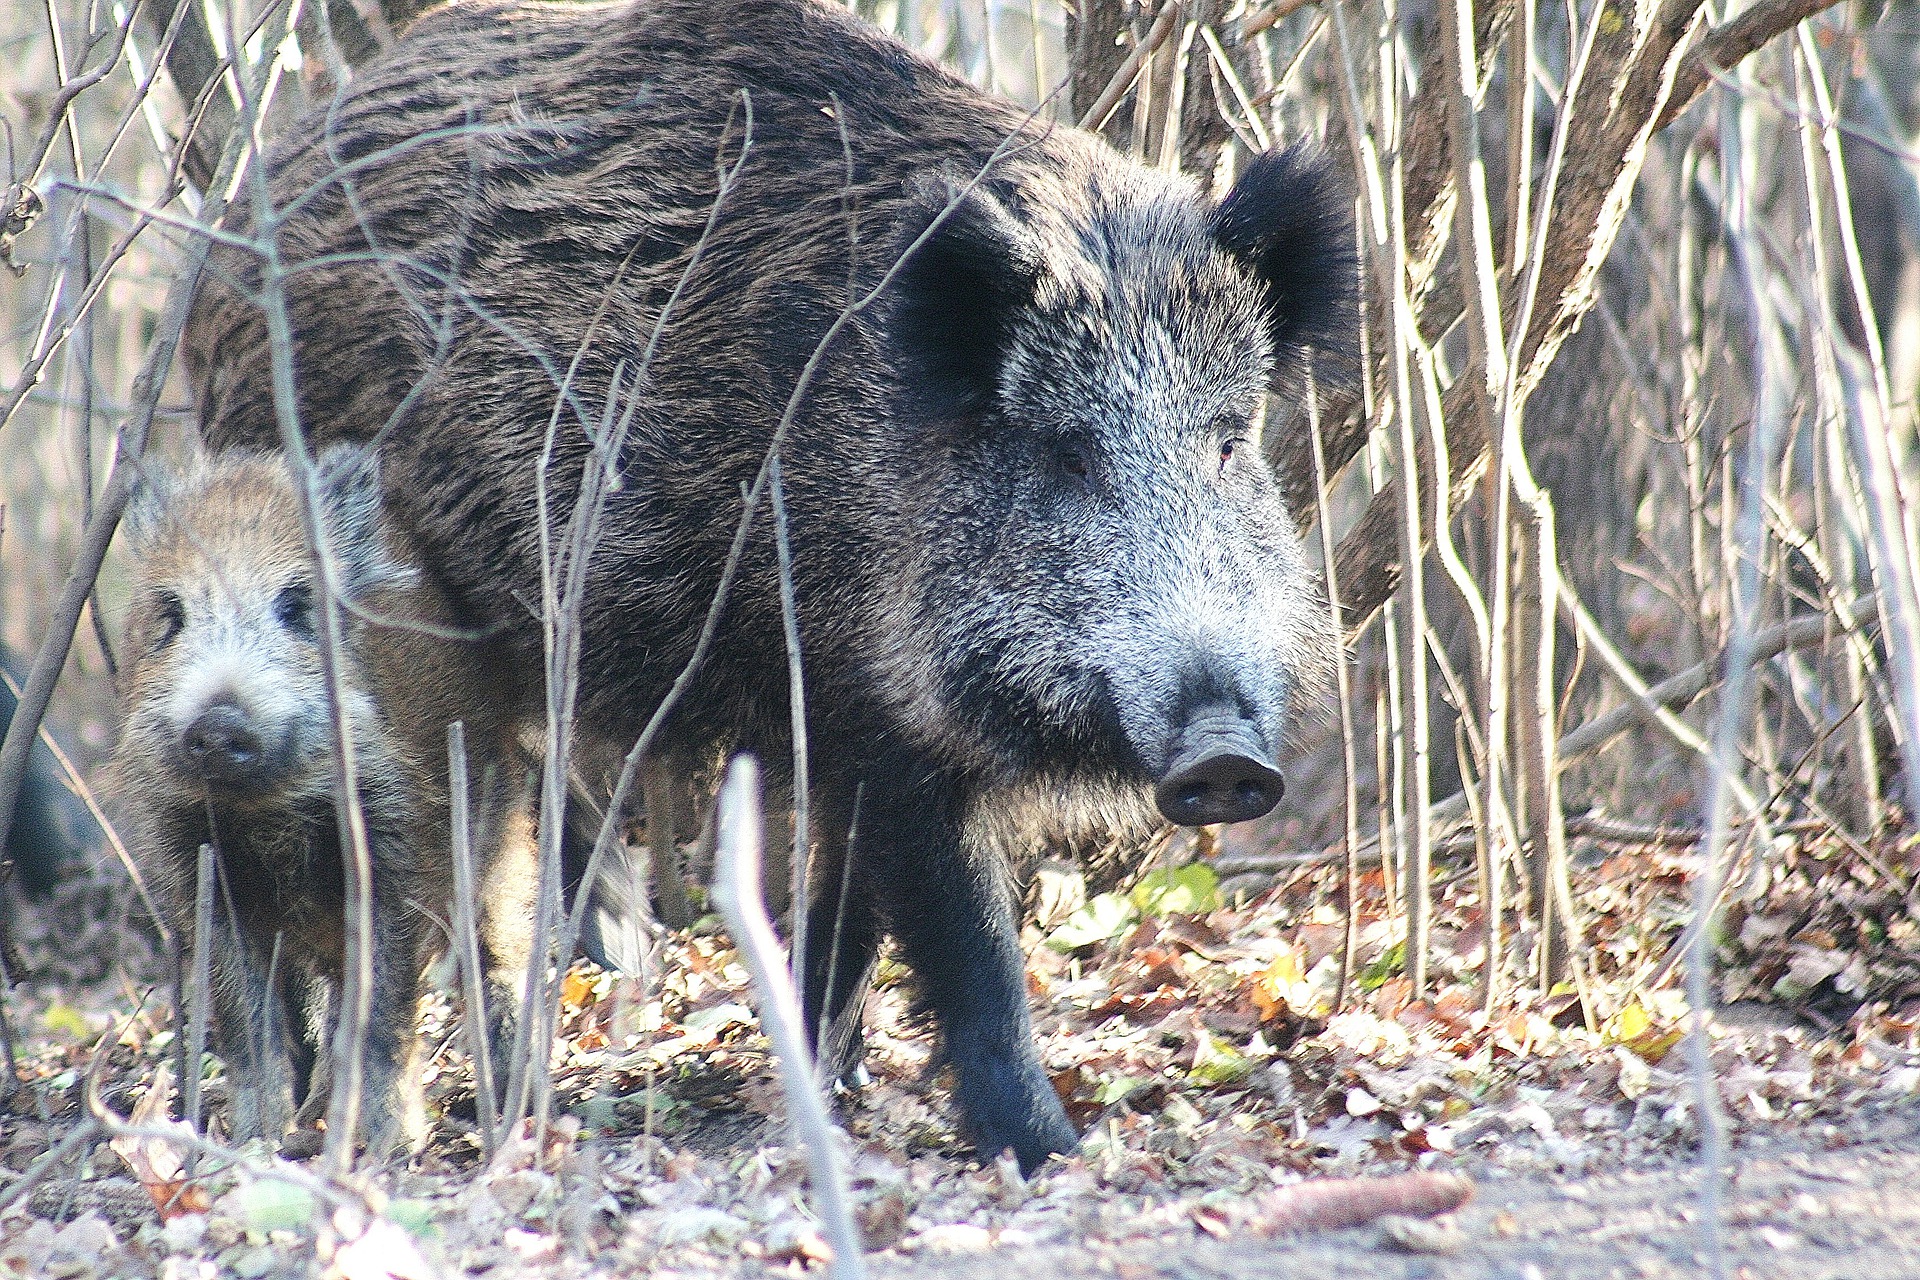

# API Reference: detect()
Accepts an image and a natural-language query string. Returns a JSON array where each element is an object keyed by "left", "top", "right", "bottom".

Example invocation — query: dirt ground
[
  {"left": 886, "top": 1122, "right": 1920, "bottom": 1280},
  {"left": 4, "top": 831, "right": 1920, "bottom": 1280}
]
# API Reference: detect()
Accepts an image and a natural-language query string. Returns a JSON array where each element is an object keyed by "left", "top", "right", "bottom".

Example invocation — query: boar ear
[
  {"left": 888, "top": 182, "right": 1045, "bottom": 421},
  {"left": 1210, "top": 145, "right": 1359, "bottom": 387},
  {"left": 312, "top": 443, "right": 400, "bottom": 593}
]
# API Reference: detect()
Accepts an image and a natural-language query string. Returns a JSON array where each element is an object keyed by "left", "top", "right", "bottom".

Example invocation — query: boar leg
[
  {"left": 864, "top": 772, "right": 1079, "bottom": 1175},
  {"left": 799, "top": 800, "right": 880, "bottom": 1087},
  {"left": 291, "top": 970, "right": 332, "bottom": 1128},
  {"left": 478, "top": 799, "right": 539, "bottom": 1099},
  {"left": 338, "top": 824, "right": 430, "bottom": 1160},
  {"left": 204, "top": 915, "right": 301, "bottom": 1146}
]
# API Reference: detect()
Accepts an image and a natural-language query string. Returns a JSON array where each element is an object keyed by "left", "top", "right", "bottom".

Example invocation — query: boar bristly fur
[
  {"left": 113, "top": 449, "right": 535, "bottom": 1157},
  {"left": 187, "top": 0, "right": 1357, "bottom": 1171}
]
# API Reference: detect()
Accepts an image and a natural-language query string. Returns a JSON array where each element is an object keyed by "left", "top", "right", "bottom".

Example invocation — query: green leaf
[
  {"left": 1095, "top": 1074, "right": 1153, "bottom": 1105},
  {"left": 42, "top": 1002, "right": 91, "bottom": 1040},
  {"left": 1604, "top": 1001, "right": 1651, "bottom": 1044},
  {"left": 384, "top": 1200, "right": 440, "bottom": 1240},
  {"left": 1046, "top": 893, "right": 1140, "bottom": 951},
  {"left": 230, "top": 1179, "right": 318, "bottom": 1233},
  {"left": 1129, "top": 864, "right": 1223, "bottom": 917},
  {"left": 1357, "top": 941, "right": 1406, "bottom": 990},
  {"left": 1186, "top": 1030, "right": 1253, "bottom": 1087}
]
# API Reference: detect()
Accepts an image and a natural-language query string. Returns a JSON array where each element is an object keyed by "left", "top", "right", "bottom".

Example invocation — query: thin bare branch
[
  {"left": 710, "top": 756, "right": 867, "bottom": 1280},
  {"left": 1656, "top": 0, "right": 1849, "bottom": 132}
]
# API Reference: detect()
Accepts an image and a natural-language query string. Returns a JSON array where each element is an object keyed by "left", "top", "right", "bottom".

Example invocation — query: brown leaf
[{"left": 109, "top": 1063, "right": 210, "bottom": 1222}]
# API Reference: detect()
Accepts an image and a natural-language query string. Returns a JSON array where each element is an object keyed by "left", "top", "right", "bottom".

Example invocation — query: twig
[
  {"left": 1557, "top": 577, "right": 1765, "bottom": 820},
  {"left": 1252, "top": 1170, "right": 1473, "bottom": 1236},
  {"left": 0, "top": 877, "right": 15, "bottom": 1093},
  {"left": 1677, "top": 59, "right": 1790, "bottom": 1278},
  {"left": 770, "top": 455, "right": 812, "bottom": 984},
  {"left": 1656, "top": 0, "right": 1849, "bottom": 131},
  {"left": 709, "top": 756, "right": 866, "bottom": 1280},
  {"left": 182, "top": 843, "right": 213, "bottom": 1143},
  {"left": 529, "top": 93, "right": 763, "bottom": 1134},
  {"left": 1305, "top": 367, "right": 1359, "bottom": 1009},
  {"left": 1237, "top": 0, "right": 1318, "bottom": 41},
  {"left": 220, "top": 0, "right": 383, "bottom": 1172},
  {"left": 446, "top": 722, "right": 500, "bottom": 1155},
  {"left": 1418, "top": 605, "right": 1871, "bottom": 836},
  {"left": 1078, "top": 0, "right": 1180, "bottom": 132},
  {"left": 2, "top": 0, "right": 139, "bottom": 240},
  {"left": 1791, "top": 25, "right": 1920, "bottom": 829}
]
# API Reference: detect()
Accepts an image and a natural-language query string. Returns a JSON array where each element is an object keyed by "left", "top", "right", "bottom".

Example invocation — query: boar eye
[
  {"left": 152, "top": 592, "right": 185, "bottom": 650},
  {"left": 1056, "top": 443, "right": 1092, "bottom": 486},
  {"left": 274, "top": 583, "right": 315, "bottom": 638},
  {"left": 1219, "top": 437, "right": 1246, "bottom": 474}
]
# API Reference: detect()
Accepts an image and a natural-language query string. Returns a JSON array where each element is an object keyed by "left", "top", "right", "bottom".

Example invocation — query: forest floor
[{"left": 4, "top": 823, "right": 1920, "bottom": 1279}]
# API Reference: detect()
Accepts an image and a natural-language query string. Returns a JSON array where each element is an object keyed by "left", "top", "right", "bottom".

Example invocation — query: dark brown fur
[{"left": 187, "top": 0, "right": 1354, "bottom": 1169}]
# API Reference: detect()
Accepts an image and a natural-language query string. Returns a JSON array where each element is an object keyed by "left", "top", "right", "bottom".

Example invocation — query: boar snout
[
  {"left": 1153, "top": 710, "right": 1284, "bottom": 826},
  {"left": 179, "top": 702, "right": 268, "bottom": 787}
]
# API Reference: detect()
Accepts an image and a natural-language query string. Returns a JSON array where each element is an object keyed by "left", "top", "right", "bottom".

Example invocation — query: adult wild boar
[{"left": 188, "top": 0, "right": 1355, "bottom": 1171}]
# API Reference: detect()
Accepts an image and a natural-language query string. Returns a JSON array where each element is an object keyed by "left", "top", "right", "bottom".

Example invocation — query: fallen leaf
[
  {"left": 109, "top": 1063, "right": 211, "bottom": 1221},
  {"left": 1188, "top": 1030, "right": 1253, "bottom": 1087},
  {"left": 1047, "top": 893, "right": 1140, "bottom": 952},
  {"left": 1131, "top": 864, "right": 1223, "bottom": 917}
]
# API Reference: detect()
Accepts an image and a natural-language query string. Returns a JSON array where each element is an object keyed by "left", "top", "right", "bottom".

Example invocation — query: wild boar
[{"left": 187, "top": 0, "right": 1355, "bottom": 1170}]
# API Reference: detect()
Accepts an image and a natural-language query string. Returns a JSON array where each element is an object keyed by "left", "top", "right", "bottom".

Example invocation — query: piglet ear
[
  {"left": 1211, "top": 145, "right": 1359, "bottom": 387},
  {"left": 311, "top": 443, "right": 400, "bottom": 593},
  {"left": 122, "top": 458, "right": 187, "bottom": 546},
  {"left": 887, "top": 181, "right": 1046, "bottom": 421}
]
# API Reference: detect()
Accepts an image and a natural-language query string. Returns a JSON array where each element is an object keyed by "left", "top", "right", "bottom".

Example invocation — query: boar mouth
[{"left": 1153, "top": 711, "right": 1284, "bottom": 826}]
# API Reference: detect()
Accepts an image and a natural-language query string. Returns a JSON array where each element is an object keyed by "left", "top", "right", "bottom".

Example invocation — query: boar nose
[
  {"left": 181, "top": 704, "right": 265, "bottom": 783},
  {"left": 1154, "top": 712, "right": 1284, "bottom": 826}
]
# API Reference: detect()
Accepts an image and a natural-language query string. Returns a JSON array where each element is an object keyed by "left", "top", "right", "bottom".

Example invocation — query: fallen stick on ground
[{"left": 1253, "top": 1170, "right": 1475, "bottom": 1236}]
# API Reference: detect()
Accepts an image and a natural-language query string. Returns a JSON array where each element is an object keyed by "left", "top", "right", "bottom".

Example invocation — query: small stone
[
  {"left": 762, "top": 1219, "right": 832, "bottom": 1266},
  {"left": 856, "top": 1186, "right": 912, "bottom": 1251},
  {"left": 503, "top": 1228, "right": 558, "bottom": 1262},
  {"left": 49, "top": 1216, "right": 116, "bottom": 1258},
  {"left": 653, "top": 1208, "right": 748, "bottom": 1247},
  {"left": 228, "top": 1244, "right": 277, "bottom": 1278},
  {"left": 909, "top": 1223, "right": 993, "bottom": 1254},
  {"left": 159, "top": 1214, "right": 207, "bottom": 1252},
  {"left": 277, "top": 1130, "right": 324, "bottom": 1161},
  {"left": 1378, "top": 1214, "right": 1466, "bottom": 1255},
  {"left": 485, "top": 1170, "right": 549, "bottom": 1219}
]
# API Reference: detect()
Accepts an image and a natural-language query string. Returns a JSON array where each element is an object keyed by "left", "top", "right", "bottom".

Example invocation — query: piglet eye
[
  {"left": 152, "top": 592, "right": 185, "bottom": 650},
  {"left": 274, "top": 583, "right": 315, "bottom": 638},
  {"left": 1219, "top": 438, "right": 1244, "bottom": 473}
]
